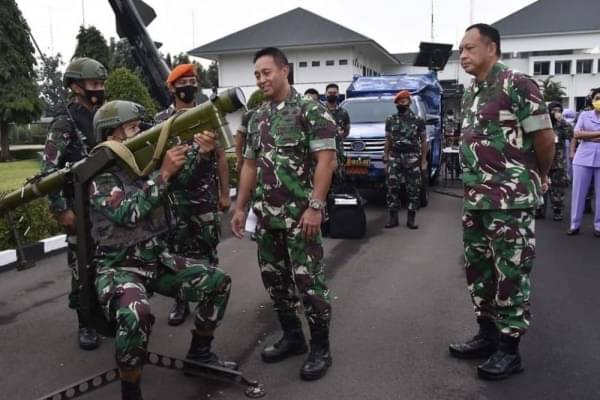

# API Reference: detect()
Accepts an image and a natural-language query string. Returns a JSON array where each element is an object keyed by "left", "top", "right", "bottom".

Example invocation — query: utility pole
[
  {"left": 431, "top": 0, "right": 434, "bottom": 41},
  {"left": 81, "top": 0, "right": 86, "bottom": 27}
]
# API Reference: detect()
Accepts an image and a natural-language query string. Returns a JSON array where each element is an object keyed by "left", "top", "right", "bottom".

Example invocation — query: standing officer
[
  {"left": 547, "top": 101, "right": 573, "bottom": 221},
  {"left": 383, "top": 90, "right": 427, "bottom": 229},
  {"left": 41, "top": 57, "right": 107, "bottom": 350},
  {"left": 155, "top": 64, "right": 230, "bottom": 326},
  {"left": 231, "top": 47, "right": 337, "bottom": 381},
  {"left": 324, "top": 83, "right": 350, "bottom": 183},
  {"left": 449, "top": 24, "right": 555, "bottom": 380},
  {"left": 91, "top": 100, "right": 235, "bottom": 400}
]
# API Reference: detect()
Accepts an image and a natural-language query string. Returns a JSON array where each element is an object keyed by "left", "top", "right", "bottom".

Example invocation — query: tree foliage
[
  {"left": 38, "top": 53, "right": 67, "bottom": 117},
  {"left": 541, "top": 76, "right": 567, "bottom": 102},
  {"left": 0, "top": 0, "right": 44, "bottom": 161},
  {"left": 72, "top": 25, "right": 110, "bottom": 69},
  {"left": 104, "top": 67, "right": 157, "bottom": 117}
]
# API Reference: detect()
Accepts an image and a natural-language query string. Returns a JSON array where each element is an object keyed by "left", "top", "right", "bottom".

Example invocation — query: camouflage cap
[
  {"left": 63, "top": 58, "right": 108, "bottom": 88},
  {"left": 93, "top": 100, "right": 146, "bottom": 142}
]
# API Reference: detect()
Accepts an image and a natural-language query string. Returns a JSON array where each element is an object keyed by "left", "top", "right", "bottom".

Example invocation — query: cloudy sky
[{"left": 17, "top": 0, "right": 536, "bottom": 65}]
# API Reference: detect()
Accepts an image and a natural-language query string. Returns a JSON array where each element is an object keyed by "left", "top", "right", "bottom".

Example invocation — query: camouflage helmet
[
  {"left": 63, "top": 58, "right": 108, "bottom": 88},
  {"left": 93, "top": 100, "right": 146, "bottom": 142}
]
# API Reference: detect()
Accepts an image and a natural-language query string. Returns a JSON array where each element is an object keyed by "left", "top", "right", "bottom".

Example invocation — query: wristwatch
[{"left": 309, "top": 198, "right": 325, "bottom": 211}]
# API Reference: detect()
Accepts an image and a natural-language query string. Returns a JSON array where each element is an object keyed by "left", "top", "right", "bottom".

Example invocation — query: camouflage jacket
[
  {"left": 88, "top": 167, "right": 170, "bottom": 277},
  {"left": 460, "top": 62, "right": 552, "bottom": 210},
  {"left": 155, "top": 106, "right": 219, "bottom": 218},
  {"left": 327, "top": 105, "right": 350, "bottom": 157},
  {"left": 385, "top": 110, "right": 425, "bottom": 156},
  {"left": 41, "top": 102, "right": 97, "bottom": 213},
  {"left": 244, "top": 87, "right": 337, "bottom": 229},
  {"left": 239, "top": 108, "right": 258, "bottom": 155},
  {"left": 551, "top": 118, "right": 573, "bottom": 170}
]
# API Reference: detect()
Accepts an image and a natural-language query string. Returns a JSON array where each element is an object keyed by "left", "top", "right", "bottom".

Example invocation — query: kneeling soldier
[{"left": 91, "top": 101, "right": 236, "bottom": 400}]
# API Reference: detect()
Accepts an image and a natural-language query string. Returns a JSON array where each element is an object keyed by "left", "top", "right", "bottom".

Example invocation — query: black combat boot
[
  {"left": 262, "top": 315, "right": 308, "bottom": 363},
  {"left": 300, "top": 328, "right": 332, "bottom": 381},
  {"left": 120, "top": 368, "right": 143, "bottom": 400},
  {"left": 77, "top": 311, "right": 99, "bottom": 350},
  {"left": 385, "top": 210, "right": 399, "bottom": 228},
  {"left": 449, "top": 318, "right": 498, "bottom": 359},
  {"left": 406, "top": 210, "right": 418, "bottom": 229},
  {"left": 167, "top": 300, "right": 190, "bottom": 326},
  {"left": 121, "top": 380, "right": 143, "bottom": 400},
  {"left": 552, "top": 208, "right": 563, "bottom": 221},
  {"left": 477, "top": 335, "right": 523, "bottom": 380},
  {"left": 185, "top": 331, "right": 238, "bottom": 370}
]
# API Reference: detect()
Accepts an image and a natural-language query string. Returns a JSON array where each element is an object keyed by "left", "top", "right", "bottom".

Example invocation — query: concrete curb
[{"left": 0, "top": 234, "right": 67, "bottom": 272}]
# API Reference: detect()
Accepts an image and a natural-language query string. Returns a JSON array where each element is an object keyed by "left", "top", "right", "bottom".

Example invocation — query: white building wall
[{"left": 502, "top": 32, "right": 600, "bottom": 53}]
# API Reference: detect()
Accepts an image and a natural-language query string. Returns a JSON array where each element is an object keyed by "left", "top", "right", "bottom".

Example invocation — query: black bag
[{"left": 326, "top": 185, "right": 366, "bottom": 239}]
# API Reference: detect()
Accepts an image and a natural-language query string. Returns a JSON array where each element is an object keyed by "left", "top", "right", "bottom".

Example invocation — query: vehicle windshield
[{"left": 343, "top": 99, "right": 419, "bottom": 124}]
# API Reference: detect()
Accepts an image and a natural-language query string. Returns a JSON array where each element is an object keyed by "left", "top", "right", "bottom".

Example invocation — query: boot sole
[
  {"left": 300, "top": 358, "right": 332, "bottom": 381},
  {"left": 79, "top": 340, "right": 100, "bottom": 351},
  {"left": 477, "top": 364, "right": 524, "bottom": 381},
  {"left": 261, "top": 346, "right": 308, "bottom": 363}
]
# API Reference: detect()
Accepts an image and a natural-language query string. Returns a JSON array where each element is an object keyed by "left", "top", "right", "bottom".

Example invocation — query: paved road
[{"left": 0, "top": 190, "right": 599, "bottom": 400}]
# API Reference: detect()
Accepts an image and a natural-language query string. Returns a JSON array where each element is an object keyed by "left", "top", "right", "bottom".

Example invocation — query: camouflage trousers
[
  {"left": 549, "top": 166, "right": 570, "bottom": 211},
  {"left": 171, "top": 211, "right": 221, "bottom": 265},
  {"left": 95, "top": 256, "right": 231, "bottom": 368},
  {"left": 67, "top": 236, "right": 79, "bottom": 311},
  {"left": 386, "top": 154, "right": 421, "bottom": 211},
  {"left": 256, "top": 227, "right": 331, "bottom": 329},
  {"left": 463, "top": 209, "right": 535, "bottom": 338}
]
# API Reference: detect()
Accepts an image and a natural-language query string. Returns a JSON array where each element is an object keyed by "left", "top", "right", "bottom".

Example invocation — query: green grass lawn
[{"left": 0, "top": 159, "right": 41, "bottom": 192}]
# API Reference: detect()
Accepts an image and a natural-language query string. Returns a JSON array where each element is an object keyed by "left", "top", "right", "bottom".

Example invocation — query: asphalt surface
[{"left": 1, "top": 186, "right": 599, "bottom": 400}]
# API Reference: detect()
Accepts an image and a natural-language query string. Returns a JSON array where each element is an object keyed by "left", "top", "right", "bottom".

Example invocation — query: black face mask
[
  {"left": 175, "top": 85, "right": 197, "bottom": 104},
  {"left": 396, "top": 104, "right": 408, "bottom": 113},
  {"left": 85, "top": 89, "right": 105, "bottom": 106},
  {"left": 326, "top": 95, "right": 338, "bottom": 104}
]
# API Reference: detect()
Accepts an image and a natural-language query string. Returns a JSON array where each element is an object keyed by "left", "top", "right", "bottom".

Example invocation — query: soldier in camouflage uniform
[
  {"left": 547, "top": 101, "right": 573, "bottom": 221},
  {"left": 448, "top": 24, "right": 555, "bottom": 381},
  {"left": 91, "top": 100, "right": 236, "bottom": 400},
  {"left": 236, "top": 89, "right": 266, "bottom": 175},
  {"left": 40, "top": 57, "right": 107, "bottom": 350},
  {"left": 231, "top": 47, "right": 337, "bottom": 381},
  {"left": 384, "top": 90, "right": 427, "bottom": 229},
  {"left": 155, "top": 64, "right": 231, "bottom": 326},
  {"left": 324, "top": 83, "right": 350, "bottom": 184}
]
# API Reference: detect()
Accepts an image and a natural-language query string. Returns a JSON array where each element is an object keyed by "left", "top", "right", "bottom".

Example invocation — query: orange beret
[
  {"left": 166, "top": 63, "right": 197, "bottom": 85},
  {"left": 394, "top": 90, "right": 411, "bottom": 103}
]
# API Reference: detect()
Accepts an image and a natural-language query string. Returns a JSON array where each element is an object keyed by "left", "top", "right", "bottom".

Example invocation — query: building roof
[
  {"left": 492, "top": 0, "right": 600, "bottom": 37},
  {"left": 188, "top": 7, "right": 397, "bottom": 63}
]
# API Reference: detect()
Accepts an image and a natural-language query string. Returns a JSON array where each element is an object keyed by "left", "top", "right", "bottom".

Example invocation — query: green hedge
[{"left": 0, "top": 196, "right": 62, "bottom": 251}]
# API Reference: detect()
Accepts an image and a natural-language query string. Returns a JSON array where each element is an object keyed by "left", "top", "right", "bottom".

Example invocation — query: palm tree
[{"left": 540, "top": 76, "right": 567, "bottom": 102}]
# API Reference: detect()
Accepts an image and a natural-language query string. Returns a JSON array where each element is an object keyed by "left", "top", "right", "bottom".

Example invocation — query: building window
[
  {"left": 575, "top": 96, "right": 587, "bottom": 112},
  {"left": 576, "top": 59, "right": 593, "bottom": 74},
  {"left": 326, "top": 60, "right": 334, "bottom": 66},
  {"left": 339, "top": 59, "right": 348, "bottom": 66},
  {"left": 533, "top": 61, "right": 550, "bottom": 75},
  {"left": 311, "top": 61, "right": 320, "bottom": 67},
  {"left": 287, "top": 63, "right": 294, "bottom": 85},
  {"left": 555, "top": 60, "right": 572, "bottom": 75},
  {"left": 299, "top": 61, "right": 307, "bottom": 68}
]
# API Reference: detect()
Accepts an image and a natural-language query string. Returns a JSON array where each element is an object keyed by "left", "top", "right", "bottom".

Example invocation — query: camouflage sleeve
[
  {"left": 41, "top": 118, "right": 72, "bottom": 214},
  {"left": 172, "top": 144, "right": 200, "bottom": 187},
  {"left": 511, "top": 73, "right": 552, "bottom": 134},
  {"left": 304, "top": 102, "right": 337, "bottom": 152},
  {"left": 385, "top": 116, "right": 392, "bottom": 137},
  {"left": 243, "top": 113, "right": 259, "bottom": 160},
  {"left": 89, "top": 171, "right": 168, "bottom": 226},
  {"left": 342, "top": 108, "right": 350, "bottom": 126},
  {"left": 417, "top": 117, "right": 426, "bottom": 134},
  {"left": 562, "top": 120, "right": 574, "bottom": 140}
]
